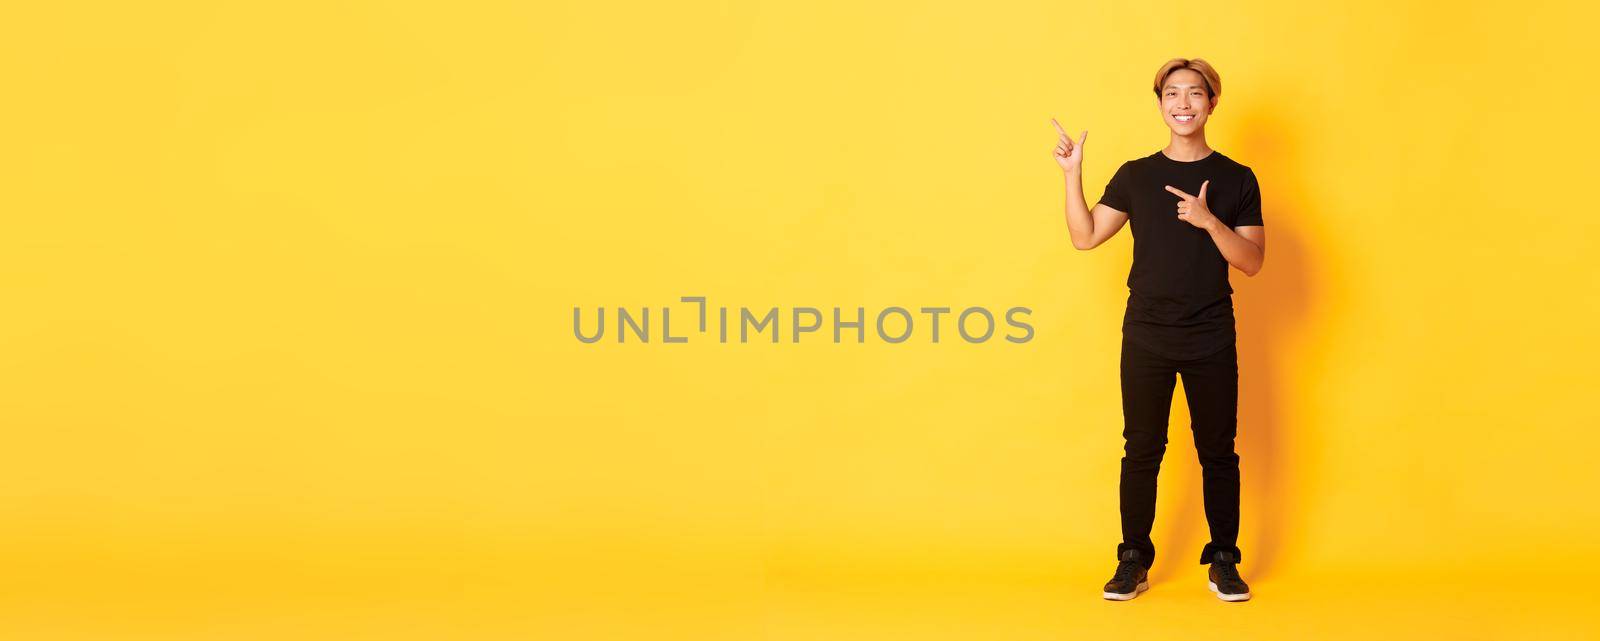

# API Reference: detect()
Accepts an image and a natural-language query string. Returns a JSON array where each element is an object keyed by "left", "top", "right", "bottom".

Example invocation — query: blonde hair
[{"left": 1153, "top": 58, "right": 1221, "bottom": 100}]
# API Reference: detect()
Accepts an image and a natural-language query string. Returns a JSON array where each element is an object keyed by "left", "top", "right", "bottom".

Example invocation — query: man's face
[{"left": 1159, "top": 68, "right": 1216, "bottom": 135}]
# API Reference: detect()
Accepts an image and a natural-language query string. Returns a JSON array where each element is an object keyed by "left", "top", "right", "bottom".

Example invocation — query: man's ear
[{"left": 1208, "top": 96, "right": 1219, "bottom": 114}]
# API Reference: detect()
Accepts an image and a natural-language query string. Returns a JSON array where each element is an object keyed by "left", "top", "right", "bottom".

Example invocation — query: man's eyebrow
[{"left": 1163, "top": 84, "right": 1206, "bottom": 90}]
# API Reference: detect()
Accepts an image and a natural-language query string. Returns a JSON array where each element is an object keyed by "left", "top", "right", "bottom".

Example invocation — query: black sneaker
[
  {"left": 1102, "top": 549, "right": 1149, "bottom": 600},
  {"left": 1207, "top": 550, "right": 1251, "bottom": 602}
]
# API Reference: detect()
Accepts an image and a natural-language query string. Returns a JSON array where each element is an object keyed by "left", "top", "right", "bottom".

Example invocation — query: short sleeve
[
  {"left": 1234, "top": 168, "right": 1263, "bottom": 227},
  {"left": 1096, "top": 161, "right": 1133, "bottom": 213}
]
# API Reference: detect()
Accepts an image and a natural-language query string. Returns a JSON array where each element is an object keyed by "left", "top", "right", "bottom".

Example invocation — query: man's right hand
[{"left": 1051, "top": 117, "right": 1087, "bottom": 173}]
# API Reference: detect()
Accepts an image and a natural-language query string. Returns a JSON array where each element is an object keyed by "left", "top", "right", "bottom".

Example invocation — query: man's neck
[{"left": 1163, "top": 133, "right": 1213, "bottom": 161}]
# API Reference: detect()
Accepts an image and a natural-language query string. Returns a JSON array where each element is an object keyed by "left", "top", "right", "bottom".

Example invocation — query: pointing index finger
[
  {"left": 1164, "top": 185, "right": 1195, "bottom": 200},
  {"left": 1051, "top": 118, "right": 1068, "bottom": 137}
]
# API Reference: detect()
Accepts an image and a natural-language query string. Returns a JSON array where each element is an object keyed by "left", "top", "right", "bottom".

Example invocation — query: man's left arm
[
  {"left": 1206, "top": 224, "right": 1265, "bottom": 277},
  {"left": 1164, "top": 181, "right": 1267, "bottom": 276}
]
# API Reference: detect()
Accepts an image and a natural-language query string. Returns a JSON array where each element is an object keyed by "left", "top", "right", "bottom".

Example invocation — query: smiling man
[{"left": 1050, "top": 57, "right": 1266, "bottom": 602}]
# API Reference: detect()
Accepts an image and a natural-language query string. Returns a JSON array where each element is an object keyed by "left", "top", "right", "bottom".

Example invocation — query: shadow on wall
[{"left": 1151, "top": 94, "right": 1320, "bottom": 582}]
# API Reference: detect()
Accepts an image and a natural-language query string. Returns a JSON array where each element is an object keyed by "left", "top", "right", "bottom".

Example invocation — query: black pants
[{"left": 1116, "top": 335, "right": 1242, "bottom": 568}]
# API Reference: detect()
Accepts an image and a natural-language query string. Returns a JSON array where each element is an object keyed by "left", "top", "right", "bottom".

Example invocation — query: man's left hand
[{"left": 1164, "top": 180, "right": 1220, "bottom": 231}]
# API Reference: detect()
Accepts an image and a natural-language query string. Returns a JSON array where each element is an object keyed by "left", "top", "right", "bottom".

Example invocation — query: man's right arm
[
  {"left": 1062, "top": 169, "right": 1128, "bottom": 250},
  {"left": 1051, "top": 118, "right": 1128, "bottom": 250}
]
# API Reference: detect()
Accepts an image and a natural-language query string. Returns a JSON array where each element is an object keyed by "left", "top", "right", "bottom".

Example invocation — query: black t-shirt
[{"left": 1097, "top": 150, "right": 1263, "bottom": 360}]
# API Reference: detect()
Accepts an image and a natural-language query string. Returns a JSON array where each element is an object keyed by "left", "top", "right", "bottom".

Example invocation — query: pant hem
[{"left": 1199, "top": 543, "right": 1242, "bottom": 565}]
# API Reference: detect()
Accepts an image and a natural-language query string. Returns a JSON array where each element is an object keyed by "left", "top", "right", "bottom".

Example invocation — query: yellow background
[{"left": 2, "top": 1, "right": 1598, "bottom": 639}]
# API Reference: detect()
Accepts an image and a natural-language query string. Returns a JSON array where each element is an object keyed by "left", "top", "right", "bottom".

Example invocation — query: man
[{"left": 1050, "top": 57, "right": 1266, "bottom": 602}]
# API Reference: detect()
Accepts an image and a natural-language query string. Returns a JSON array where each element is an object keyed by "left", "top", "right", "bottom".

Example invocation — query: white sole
[
  {"left": 1103, "top": 580, "right": 1149, "bottom": 601},
  {"left": 1208, "top": 580, "right": 1251, "bottom": 602}
]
